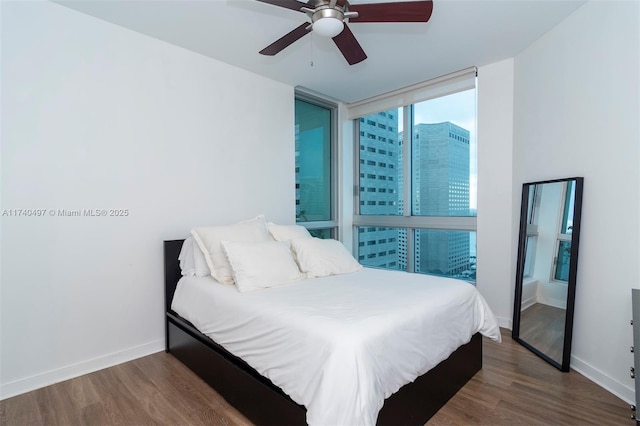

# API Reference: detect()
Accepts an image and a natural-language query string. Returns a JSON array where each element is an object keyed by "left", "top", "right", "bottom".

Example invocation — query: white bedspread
[{"left": 171, "top": 267, "right": 501, "bottom": 426}]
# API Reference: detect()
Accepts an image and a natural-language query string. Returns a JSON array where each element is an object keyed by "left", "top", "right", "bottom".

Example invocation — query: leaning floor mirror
[{"left": 512, "top": 177, "right": 584, "bottom": 371}]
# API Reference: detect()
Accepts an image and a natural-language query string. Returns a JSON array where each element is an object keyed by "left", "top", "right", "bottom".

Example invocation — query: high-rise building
[
  {"left": 412, "top": 122, "right": 471, "bottom": 276},
  {"left": 357, "top": 112, "right": 402, "bottom": 269}
]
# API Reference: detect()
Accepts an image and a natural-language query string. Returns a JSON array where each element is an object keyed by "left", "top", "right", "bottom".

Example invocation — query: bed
[{"left": 164, "top": 234, "right": 500, "bottom": 425}]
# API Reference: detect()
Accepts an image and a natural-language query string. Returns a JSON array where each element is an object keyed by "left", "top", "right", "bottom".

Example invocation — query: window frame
[
  {"left": 550, "top": 181, "right": 574, "bottom": 283},
  {"left": 294, "top": 90, "right": 339, "bottom": 238}
]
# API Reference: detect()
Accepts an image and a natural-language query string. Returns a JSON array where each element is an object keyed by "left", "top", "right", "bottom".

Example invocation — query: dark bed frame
[{"left": 164, "top": 239, "right": 482, "bottom": 425}]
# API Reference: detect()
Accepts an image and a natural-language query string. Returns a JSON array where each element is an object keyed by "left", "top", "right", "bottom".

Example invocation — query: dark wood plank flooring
[{"left": 1, "top": 328, "right": 631, "bottom": 425}]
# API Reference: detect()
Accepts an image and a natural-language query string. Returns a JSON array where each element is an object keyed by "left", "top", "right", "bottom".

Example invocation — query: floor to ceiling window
[
  {"left": 295, "top": 92, "right": 338, "bottom": 238},
  {"left": 350, "top": 68, "right": 477, "bottom": 282}
]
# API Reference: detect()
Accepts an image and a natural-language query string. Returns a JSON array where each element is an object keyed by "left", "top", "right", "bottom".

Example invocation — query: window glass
[
  {"left": 411, "top": 90, "right": 476, "bottom": 217},
  {"left": 357, "top": 227, "right": 476, "bottom": 282},
  {"left": 353, "top": 77, "right": 477, "bottom": 282},
  {"left": 415, "top": 229, "right": 476, "bottom": 282},
  {"left": 358, "top": 108, "right": 403, "bottom": 216},
  {"left": 295, "top": 99, "right": 332, "bottom": 222},
  {"left": 356, "top": 227, "right": 404, "bottom": 271},
  {"left": 309, "top": 228, "right": 333, "bottom": 239},
  {"left": 554, "top": 241, "right": 571, "bottom": 281},
  {"left": 554, "top": 180, "right": 575, "bottom": 282}
]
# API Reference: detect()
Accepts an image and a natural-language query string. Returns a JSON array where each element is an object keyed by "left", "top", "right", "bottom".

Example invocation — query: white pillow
[
  {"left": 191, "top": 215, "right": 269, "bottom": 284},
  {"left": 178, "top": 237, "right": 197, "bottom": 277},
  {"left": 178, "top": 236, "right": 211, "bottom": 277},
  {"left": 267, "top": 222, "right": 312, "bottom": 241},
  {"left": 290, "top": 238, "right": 362, "bottom": 278},
  {"left": 221, "top": 240, "right": 304, "bottom": 292}
]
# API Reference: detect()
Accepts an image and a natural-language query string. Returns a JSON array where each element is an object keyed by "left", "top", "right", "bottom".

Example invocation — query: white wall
[
  {"left": 476, "top": 58, "right": 516, "bottom": 328},
  {"left": 513, "top": 0, "right": 639, "bottom": 402},
  {"left": 1, "top": 1, "right": 294, "bottom": 399}
]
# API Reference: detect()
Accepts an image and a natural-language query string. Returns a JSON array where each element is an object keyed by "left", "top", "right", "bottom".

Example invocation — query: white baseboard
[
  {"left": 570, "top": 353, "right": 635, "bottom": 404},
  {"left": 496, "top": 315, "right": 513, "bottom": 330},
  {"left": 0, "top": 339, "right": 164, "bottom": 400},
  {"left": 521, "top": 296, "right": 537, "bottom": 311},
  {"left": 537, "top": 296, "right": 566, "bottom": 310}
]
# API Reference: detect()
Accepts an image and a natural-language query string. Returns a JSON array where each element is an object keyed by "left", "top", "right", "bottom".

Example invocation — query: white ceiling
[{"left": 55, "top": 0, "right": 586, "bottom": 103}]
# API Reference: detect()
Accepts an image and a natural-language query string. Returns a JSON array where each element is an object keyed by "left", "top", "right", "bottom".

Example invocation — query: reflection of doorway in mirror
[{"left": 519, "top": 303, "right": 566, "bottom": 364}]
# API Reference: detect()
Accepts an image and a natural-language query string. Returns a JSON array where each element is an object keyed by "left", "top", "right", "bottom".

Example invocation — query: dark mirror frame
[{"left": 512, "top": 177, "right": 584, "bottom": 372}]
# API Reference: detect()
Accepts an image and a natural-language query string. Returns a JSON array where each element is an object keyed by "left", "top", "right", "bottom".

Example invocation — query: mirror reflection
[{"left": 513, "top": 177, "right": 583, "bottom": 371}]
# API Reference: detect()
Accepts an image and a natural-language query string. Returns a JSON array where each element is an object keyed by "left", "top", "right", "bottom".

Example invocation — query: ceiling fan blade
[
  {"left": 254, "top": 0, "right": 308, "bottom": 13},
  {"left": 332, "top": 24, "right": 367, "bottom": 65},
  {"left": 348, "top": 0, "right": 433, "bottom": 23},
  {"left": 259, "top": 23, "right": 311, "bottom": 56}
]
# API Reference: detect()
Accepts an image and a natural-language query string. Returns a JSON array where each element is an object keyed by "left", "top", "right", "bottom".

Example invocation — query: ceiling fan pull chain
[{"left": 310, "top": 33, "right": 314, "bottom": 67}]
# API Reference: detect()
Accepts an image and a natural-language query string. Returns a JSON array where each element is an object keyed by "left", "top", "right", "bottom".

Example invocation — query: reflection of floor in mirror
[{"left": 520, "top": 303, "right": 566, "bottom": 363}]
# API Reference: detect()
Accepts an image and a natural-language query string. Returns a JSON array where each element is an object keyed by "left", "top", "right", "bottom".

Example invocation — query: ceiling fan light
[{"left": 313, "top": 17, "right": 344, "bottom": 38}]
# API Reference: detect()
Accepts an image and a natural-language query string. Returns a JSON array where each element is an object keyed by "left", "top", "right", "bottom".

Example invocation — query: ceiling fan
[{"left": 256, "top": 0, "right": 434, "bottom": 65}]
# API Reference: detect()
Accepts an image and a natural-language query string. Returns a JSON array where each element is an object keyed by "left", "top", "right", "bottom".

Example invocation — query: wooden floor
[
  {"left": 1, "top": 328, "right": 630, "bottom": 426},
  {"left": 519, "top": 303, "right": 566, "bottom": 364}
]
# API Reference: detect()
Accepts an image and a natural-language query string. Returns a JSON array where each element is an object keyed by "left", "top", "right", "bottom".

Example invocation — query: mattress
[{"left": 171, "top": 267, "right": 501, "bottom": 426}]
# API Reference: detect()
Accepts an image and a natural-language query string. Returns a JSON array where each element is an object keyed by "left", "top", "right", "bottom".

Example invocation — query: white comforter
[{"left": 171, "top": 267, "right": 501, "bottom": 426}]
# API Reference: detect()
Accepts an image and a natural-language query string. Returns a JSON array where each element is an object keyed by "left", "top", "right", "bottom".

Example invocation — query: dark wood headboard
[{"left": 164, "top": 239, "right": 185, "bottom": 313}]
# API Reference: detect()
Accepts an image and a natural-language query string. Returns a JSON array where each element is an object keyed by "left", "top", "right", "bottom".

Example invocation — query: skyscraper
[
  {"left": 357, "top": 112, "right": 402, "bottom": 269},
  {"left": 412, "top": 122, "right": 471, "bottom": 276}
]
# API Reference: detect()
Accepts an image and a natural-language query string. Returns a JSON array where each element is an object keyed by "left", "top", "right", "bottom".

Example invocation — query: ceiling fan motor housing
[
  {"left": 311, "top": 7, "right": 344, "bottom": 24},
  {"left": 300, "top": 1, "right": 349, "bottom": 37}
]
